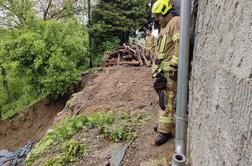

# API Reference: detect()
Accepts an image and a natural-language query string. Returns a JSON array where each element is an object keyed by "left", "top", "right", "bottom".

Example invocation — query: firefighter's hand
[{"left": 153, "top": 73, "right": 167, "bottom": 93}]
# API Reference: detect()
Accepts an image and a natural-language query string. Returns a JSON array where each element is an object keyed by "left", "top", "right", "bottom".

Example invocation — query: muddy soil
[
  {"left": 0, "top": 71, "right": 95, "bottom": 151},
  {"left": 1, "top": 66, "right": 175, "bottom": 166},
  {"left": 55, "top": 66, "right": 175, "bottom": 166}
]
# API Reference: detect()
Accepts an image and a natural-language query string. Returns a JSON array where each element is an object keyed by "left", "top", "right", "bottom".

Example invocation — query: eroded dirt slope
[
  {"left": 1, "top": 66, "right": 175, "bottom": 166},
  {"left": 55, "top": 66, "right": 175, "bottom": 166},
  {"left": 0, "top": 98, "right": 66, "bottom": 151},
  {"left": 0, "top": 71, "right": 94, "bottom": 151}
]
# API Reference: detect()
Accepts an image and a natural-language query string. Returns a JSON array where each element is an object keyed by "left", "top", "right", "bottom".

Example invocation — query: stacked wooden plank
[{"left": 101, "top": 43, "right": 149, "bottom": 67}]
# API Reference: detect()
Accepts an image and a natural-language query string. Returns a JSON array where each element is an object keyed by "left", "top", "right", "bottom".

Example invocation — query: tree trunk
[
  {"left": 0, "top": 64, "right": 11, "bottom": 102},
  {"left": 88, "top": 0, "right": 93, "bottom": 68},
  {"left": 120, "top": 31, "right": 129, "bottom": 44}
]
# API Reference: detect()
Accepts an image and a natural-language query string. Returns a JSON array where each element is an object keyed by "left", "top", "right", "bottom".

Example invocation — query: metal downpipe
[{"left": 172, "top": 0, "right": 192, "bottom": 165}]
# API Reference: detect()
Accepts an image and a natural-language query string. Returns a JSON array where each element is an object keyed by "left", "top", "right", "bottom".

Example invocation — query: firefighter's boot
[{"left": 155, "top": 133, "right": 172, "bottom": 145}]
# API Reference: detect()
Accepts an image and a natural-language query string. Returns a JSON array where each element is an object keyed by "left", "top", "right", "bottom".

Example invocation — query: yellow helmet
[{"left": 151, "top": 0, "right": 172, "bottom": 15}]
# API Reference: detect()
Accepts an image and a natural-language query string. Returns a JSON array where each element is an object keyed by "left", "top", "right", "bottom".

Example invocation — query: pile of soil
[{"left": 56, "top": 66, "right": 175, "bottom": 166}]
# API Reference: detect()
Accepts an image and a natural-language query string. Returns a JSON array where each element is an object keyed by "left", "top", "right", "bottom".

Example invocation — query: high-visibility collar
[{"left": 160, "top": 14, "right": 173, "bottom": 28}]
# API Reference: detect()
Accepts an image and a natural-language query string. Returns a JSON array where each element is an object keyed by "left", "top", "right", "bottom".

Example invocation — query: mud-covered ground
[{"left": 0, "top": 66, "right": 175, "bottom": 166}]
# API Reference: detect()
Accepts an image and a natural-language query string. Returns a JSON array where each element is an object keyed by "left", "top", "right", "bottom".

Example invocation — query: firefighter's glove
[{"left": 154, "top": 74, "right": 167, "bottom": 93}]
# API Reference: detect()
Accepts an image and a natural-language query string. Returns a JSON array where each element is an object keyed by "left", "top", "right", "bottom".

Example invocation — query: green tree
[
  {"left": 3, "top": 19, "right": 88, "bottom": 96},
  {"left": 90, "top": 0, "right": 146, "bottom": 43},
  {"left": 0, "top": 0, "right": 34, "bottom": 27},
  {"left": 0, "top": 1, "right": 89, "bottom": 119},
  {"left": 39, "top": 0, "right": 81, "bottom": 20},
  {"left": 88, "top": 0, "right": 146, "bottom": 65}
]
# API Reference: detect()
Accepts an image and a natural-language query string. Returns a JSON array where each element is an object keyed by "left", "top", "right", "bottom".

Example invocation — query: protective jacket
[
  {"left": 153, "top": 14, "right": 180, "bottom": 134},
  {"left": 152, "top": 15, "right": 180, "bottom": 75},
  {"left": 145, "top": 35, "right": 155, "bottom": 51}
]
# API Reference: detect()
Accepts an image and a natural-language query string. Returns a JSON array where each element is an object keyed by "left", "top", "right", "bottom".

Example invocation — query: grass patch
[
  {"left": 43, "top": 139, "right": 88, "bottom": 166},
  {"left": 25, "top": 111, "right": 152, "bottom": 165},
  {"left": 25, "top": 115, "right": 89, "bottom": 165},
  {"left": 99, "top": 125, "right": 136, "bottom": 142}
]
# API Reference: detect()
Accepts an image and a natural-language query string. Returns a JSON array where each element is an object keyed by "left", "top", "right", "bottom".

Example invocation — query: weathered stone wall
[{"left": 188, "top": 0, "right": 252, "bottom": 165}]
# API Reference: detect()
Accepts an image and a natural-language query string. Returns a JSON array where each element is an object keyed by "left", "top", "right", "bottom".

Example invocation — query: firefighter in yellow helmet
[
  {"left": 145, "top": 28, "right": 155, "bottom": 64},
  {"left": 151, "top": 0, "right": 180, "bottom": 145}
]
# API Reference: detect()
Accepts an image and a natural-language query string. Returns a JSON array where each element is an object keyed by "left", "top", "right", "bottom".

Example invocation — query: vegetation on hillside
[
  {"left": 25, "top": 111, "right": 152, "bottom": 165},
  {"left": 0, "top": 0, "right": 146, "bottom": 119}
]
